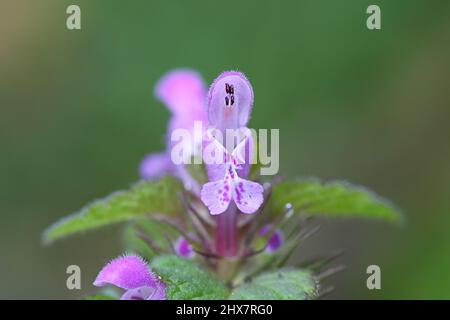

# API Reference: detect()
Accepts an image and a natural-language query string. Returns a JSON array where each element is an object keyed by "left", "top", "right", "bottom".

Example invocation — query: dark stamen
[{"left": 225, "top": 83, "right": 235, "bottom": 106}]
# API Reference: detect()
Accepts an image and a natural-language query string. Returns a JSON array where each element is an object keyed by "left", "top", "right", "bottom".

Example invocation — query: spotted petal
[
  {"left": 201, "top": 179, "right": 232, "bottom": 215},
  {"left": 233, "top": 178, "right": 264, "bottom": 214}
]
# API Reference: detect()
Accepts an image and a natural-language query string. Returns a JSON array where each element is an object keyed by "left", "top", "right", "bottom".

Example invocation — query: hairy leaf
[
  {"left": 151, "top": 255, "right": 228, "bottom": 300},
  {"left": 230, "top": 268, "right": 317, "bottom": 300},
  {"left": 270, "top": 180, "right": 401, "bottom": 222},
  {"left": 44, "top": 177, "right": 183, "bottom": 243}
]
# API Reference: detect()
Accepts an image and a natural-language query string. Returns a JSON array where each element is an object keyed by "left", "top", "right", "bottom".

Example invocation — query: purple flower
[
  {"left": 174, "top": 236, "right": 195, "bottom": 258},
  {"left": 94, "top": 254, "right": 166, "bottom": 300},
  {"left": 156, "top": 69, "right": 207, "bottom": 134},
  {"left": 200, "top": 71, "right": 263, "bottom": 215},
  {"left": 140, "top": 70, "right": 207, "bottom": 180},
  {"left": 259, "top": 225, "right": 284, "bottom": 252}
]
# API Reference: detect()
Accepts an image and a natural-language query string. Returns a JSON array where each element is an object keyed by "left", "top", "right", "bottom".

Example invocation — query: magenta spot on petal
[
  {"left": 235, "top": 187, "right": 242, "bottom": 204},
  {"left": 228, "top": 167, "right": 235, "bottom": 179}
]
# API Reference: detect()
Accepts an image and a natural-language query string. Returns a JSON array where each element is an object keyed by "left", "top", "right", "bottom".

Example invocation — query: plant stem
[{"left": 215, "top": 205, "right": 238, "bottom": 257}]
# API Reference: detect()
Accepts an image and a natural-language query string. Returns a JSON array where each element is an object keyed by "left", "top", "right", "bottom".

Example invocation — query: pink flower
[
  {"left": 93, "top": 255, "right": 165, "bottom": 300},
  {"left": 156, "top": 70, "right": 207, "bottom": 135},
  {"left": 201, "top": 71, "right": 263, "bottom": 215},
  {"left": 140, "top": 70, "right": 207, "bottom": 181}
]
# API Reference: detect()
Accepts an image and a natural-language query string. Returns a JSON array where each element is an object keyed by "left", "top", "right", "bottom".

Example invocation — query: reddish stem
[{"left": 215, "top": 205, "right": 238, "bottom": 257}]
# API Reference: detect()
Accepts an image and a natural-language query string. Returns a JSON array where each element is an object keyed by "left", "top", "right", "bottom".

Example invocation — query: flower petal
[
  {"left": 233, "top": 178, "right": 264, "bottom": 214},
  {"left": 121, "top": 284, "right": 166, "bottom": 300},
  {"left": 201, "top": 179, "right": 232, "bottom": 215},
  {"left": 207, "top": 71, "right": 254, "bottom": 130},
  {"left": 202, "top": 134, "right": 229, "bottom": 182},
  {"left": 147, "top": 282, "right": 166, "bottom": 300},
  {"left": 231, "top": 130, "right": 254, "bottom": 179},
  {"left": 155, "top": 69, "right": 207, "bottom": 117},
  {"left": 120, "top": 286, "right": 153, "bottom": 300},
  {"left": 157, "top": 70, "right": 207, "bottom": 162},
  {"left": 139, "top": 152, "right": 173, "bottom": 180},
  {"left": 93, "top": 255, "right": 159, "bottom": 290}
]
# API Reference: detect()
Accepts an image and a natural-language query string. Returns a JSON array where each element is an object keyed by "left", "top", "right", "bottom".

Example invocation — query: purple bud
[
  {"left": 139, "top": 152, "right": 173, "bottom": 180},
  {"left": 259, "top": 225, "right": 284, "bottom": 252},
  {"left": 174, "top": 236, "right": 195, "bottom": 258},
  {"left": 207, "top": 71, "right": 254, "bottom": 131}
]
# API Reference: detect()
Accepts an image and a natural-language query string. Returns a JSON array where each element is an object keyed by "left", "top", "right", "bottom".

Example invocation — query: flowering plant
[{"left": 44, "top": 70, "right": 400, "bottom": 300}]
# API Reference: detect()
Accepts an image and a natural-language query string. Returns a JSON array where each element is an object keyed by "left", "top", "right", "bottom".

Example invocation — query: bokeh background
[{"left": 1, "top": 0, "right": 449, "bottom": 299}]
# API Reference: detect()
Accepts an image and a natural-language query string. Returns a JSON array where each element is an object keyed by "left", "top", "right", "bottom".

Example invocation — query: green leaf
[
  {"left": 44, "top": 177, "right": 183, "bottom": 243},
  {"left": 230, "top": 268, "right": 317, "bottom": 300},
  {"left": 151, "top": 255, "right": 229, "bottom": 300},
  {"left": 270, "top": 180, "right": 402, "bottom": 222}
]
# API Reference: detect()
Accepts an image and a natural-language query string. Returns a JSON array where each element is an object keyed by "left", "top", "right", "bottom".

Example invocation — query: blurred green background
[{"left": 1, "top": 0, "right": 449, "bottom": 299}]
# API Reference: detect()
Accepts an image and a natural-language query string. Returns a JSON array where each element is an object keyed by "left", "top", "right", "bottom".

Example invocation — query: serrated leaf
[
  {"left": 270, "top": 180, "right": 401, "bottom": 222},
  {"left": 151, "top": 255, "right": 229, "bottom": 300},
  {"left": 230, "top": 268, "right": 317, "bottom": 300},
  {"left": 44, "top": 177, "right": 183, "bottom": 243}
]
